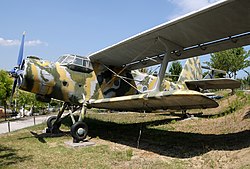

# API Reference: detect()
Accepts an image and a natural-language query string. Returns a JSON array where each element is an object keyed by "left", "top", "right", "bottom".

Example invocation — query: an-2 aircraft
[{"left": 9, "top": 0, "right": 250, "bottom": 142}]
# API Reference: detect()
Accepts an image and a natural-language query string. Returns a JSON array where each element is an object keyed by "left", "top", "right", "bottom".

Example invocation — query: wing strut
[
  {"left": 102, "top": 64, "right": 142, "bottom": 94},
  {"left": 154, "top": 37, "right": 182, "bottom": 92}
]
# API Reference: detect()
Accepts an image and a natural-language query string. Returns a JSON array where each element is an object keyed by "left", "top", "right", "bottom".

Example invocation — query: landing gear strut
[
  {"left": 181, "top": 110, "right": 191, "bottom": 118},
  {"left": 70, "top": 104, "right": 88, "bottom": 143},
  {"left": 46, "top": 102, "right": 67, "bottom": 134},
  {"left": 45, "top": 102, "right": 89, "bottom": 143}
]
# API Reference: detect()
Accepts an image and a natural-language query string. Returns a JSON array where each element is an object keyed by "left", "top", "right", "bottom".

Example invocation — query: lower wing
[
  {"left": 87, "top": 90, "right": 218, "bottom": 112},
  {"left": 185, "top": 78, "right": 241, "bottom": 90}
]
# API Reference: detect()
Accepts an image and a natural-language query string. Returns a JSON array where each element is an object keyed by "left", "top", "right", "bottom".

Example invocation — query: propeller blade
[
  {"left": 9, "top": 32, "right": 26, "bottom": 104},
  {"left": 10, "top": 79, "right": 18, "bottom": 104},
  {"left": 17, "top": 32, "right": 25, "bottom": 67},
  {"left": 17, "top": 74, "right": 23, "bottom": 87}
]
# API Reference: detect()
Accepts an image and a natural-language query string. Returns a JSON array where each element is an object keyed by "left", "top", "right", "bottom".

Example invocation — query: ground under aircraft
[{"left": 9, "top": 0, "right": 250, "bottom": 142}]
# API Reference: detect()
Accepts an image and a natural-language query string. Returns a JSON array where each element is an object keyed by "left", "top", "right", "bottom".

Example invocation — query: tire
[
  {"left": 47, "top": 116, "right": 61, "bottom": 129},
  {"left": 70, "top": 121, "right": 88, "bottom": 142}
]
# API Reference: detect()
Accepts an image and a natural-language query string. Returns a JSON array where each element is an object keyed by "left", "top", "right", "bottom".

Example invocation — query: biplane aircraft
[{"left": 9, "top": 0, "right": 250, "bottom": 142}]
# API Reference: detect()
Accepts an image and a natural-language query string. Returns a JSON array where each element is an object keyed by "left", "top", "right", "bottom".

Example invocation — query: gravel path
[{"left": 0, "top": 115, "right": 50, "bottom": 134}]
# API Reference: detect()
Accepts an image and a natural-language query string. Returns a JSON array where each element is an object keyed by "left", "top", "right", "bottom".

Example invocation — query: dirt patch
[
  {"left": 85, "top": 93, "right": 250, "bottom": 169},
  {"left": 170, "top": 105, "right": 250, "bottom": 134}
]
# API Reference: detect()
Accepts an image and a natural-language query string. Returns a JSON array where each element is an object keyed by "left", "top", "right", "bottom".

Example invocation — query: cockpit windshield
[
  {"left": 56, "top": 54, "right": 93, "bottom": 73},
  {"left": 56, "top": 55, "right": 67, "bottom": 63}
]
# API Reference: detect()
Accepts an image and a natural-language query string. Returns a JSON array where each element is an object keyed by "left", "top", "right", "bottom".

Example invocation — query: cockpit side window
[
  {"left": 57, "top": 54, "right": 93, "bottom": 73},
  {"left": 74, "top": 58, "right": 83, "bottom": 65},
  {"left": 82, "top": 60, "right": 87, "bottom": 67}
]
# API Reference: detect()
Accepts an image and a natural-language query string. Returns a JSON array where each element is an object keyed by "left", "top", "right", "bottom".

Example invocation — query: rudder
[{"left": 177, "top": 57, "right": 202, "bottom": 84}]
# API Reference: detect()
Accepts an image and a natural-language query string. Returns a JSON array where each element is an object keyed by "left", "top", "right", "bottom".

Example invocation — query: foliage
[
  {"left": 169, "top": 61, "right": 182, "bottom": 81},
  {"left": 207, "top": 47, "right": 250, "bottom": 78},
  {"left": 50, "top": 99, "right": 62, "bottom": 107},
  {"left": 16, "top": 90, "right": 47, "bottom": 110},
  {"left": 238, "top": 75, "right": 250, "bottom": 90},
  {"left": 0, "top": 70, "right": 13, "bottom": 105}
]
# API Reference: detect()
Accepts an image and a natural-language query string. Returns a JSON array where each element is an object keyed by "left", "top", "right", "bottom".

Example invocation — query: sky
[{"left": 0, "top": 0, "right": 249, "bottom": 78}]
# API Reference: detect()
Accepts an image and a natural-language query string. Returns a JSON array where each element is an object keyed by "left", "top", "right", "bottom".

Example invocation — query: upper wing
[
  {"left": 185, "top": 78, "right": 241, "bottom": 90},
  {"left": 89, "top": 0, "right": 250, "bottom": 70},
  {"left": 87, "top": 90, "right": 218, "bottom": 112}
]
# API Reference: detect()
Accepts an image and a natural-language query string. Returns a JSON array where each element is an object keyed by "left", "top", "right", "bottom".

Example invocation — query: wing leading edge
[
  {"left": 87, "top": 90, "right": 218, "bottom": 112},
  {"left": 89, "top": 0, "right": 250, "bottom": 70}
]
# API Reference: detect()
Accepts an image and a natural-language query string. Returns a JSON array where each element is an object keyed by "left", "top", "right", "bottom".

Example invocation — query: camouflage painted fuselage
[
  {"left": 20, "top": 57, "right": 94, "bottom": 105},
  {"left": 20, "top": 58, "right": 139, "bottom": 105},
  {"left": 19, "top": 57, "right": 202, "bottom": 105}
]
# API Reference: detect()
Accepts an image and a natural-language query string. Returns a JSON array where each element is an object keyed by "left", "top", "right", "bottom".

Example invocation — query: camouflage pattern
[
  {"left": 92, "top": 63, "right": 138, "bottom": 98},
  {"left": 131, "top": 57, "right": 202, "bottom": 93},
  {"left": 19, "top": 56, "right": 204, "bottom": 106},
  {"left": 132, "top": 70, "right": 184, "bottom": 92},
  {"left": 19, "top": 56, "right": 140, "bottom": 105},
  {"left": 88, "top": 90, "right": 219, "bottom": 111},
  {"left": 21, "top": 57, "right": 83, "bottom": 105},
  {"left": 177, "top": 57, "right": 202, "bottom": 84}
]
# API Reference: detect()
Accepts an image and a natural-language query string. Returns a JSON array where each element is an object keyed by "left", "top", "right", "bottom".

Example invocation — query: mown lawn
[{"left": 0, "top": 91, "right": 249, "bottom": 169}]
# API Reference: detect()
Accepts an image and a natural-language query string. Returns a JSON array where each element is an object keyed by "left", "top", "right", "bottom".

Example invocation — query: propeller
[{"left": 9, "top": 32, "right": 26, "bottom": 104}]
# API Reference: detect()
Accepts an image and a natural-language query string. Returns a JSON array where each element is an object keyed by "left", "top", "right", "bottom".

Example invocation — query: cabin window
[
  {"left": 57, "top": 54, "right": 93, "bottom": 73},
  {"left": 74, "top": 58, "right": 83, "bottom": 65},
  {"left": 82, "top": 60, "right": 87, "bottom": 67}
]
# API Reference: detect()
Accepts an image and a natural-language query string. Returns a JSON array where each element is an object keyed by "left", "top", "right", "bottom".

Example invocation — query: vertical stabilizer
[{"left": 178, "top": 57, "right": 202, "bottom": 84}]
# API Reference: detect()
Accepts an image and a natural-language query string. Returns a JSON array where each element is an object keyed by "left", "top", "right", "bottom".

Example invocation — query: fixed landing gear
[
  {"left": 181, "top": 110, "right": 191, "bottom": 118},
  {"left": 45, "top": 102, "right": 89, "bottom": 143},
  {"left": 46, "top": 116, "right": 62, "bottom": 133},
  {"left": 70, "top": 121, "right": 88, "bottom": 143}
]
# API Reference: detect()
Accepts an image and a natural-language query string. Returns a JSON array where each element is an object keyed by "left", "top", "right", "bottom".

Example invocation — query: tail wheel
[
  {"left": 70, "top": 121, "right": 88, "bottom": 143},
  {"left": 47, "top": 116, "right": 61, "bottom": 129}
]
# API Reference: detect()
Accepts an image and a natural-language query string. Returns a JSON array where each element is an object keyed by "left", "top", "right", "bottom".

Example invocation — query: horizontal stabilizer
[
  {"left": 185, "top": 78, "right": 241, "bottom": 90},
  {"left": 87, "top": 90, "right": 218, "bottom": 112}
]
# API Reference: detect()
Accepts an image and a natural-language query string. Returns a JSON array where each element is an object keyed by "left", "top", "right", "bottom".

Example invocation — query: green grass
[
  {"left": 0, "top": 113, "right": 184, "bottom": 169},
  {"left": 0, "top": 125, "right": 136, "bottom": 169},
  {"left": 0, "top": 91, "right": 249, "bottom": 168}
]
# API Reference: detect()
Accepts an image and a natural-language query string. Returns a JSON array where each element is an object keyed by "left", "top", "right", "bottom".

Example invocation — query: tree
[
  {"left": 169, "top": 61, "right": 182, "bottom": 81},
  {"left": 208, "top": 47, "right": 250, "bottom": 79},
  {"left": 16, "top": 90, "right": 47, "bottom": 115},
  {"left": 16, "top": 90, "right": 34, "bottom": 109},
  {"left": 0, "top": 70, "right": 13, "bottom": 120}
]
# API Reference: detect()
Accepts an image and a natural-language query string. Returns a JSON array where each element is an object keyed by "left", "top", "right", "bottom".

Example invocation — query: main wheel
[
  {"left": 70, "top": 121, "right": 88, "bottom": 143},
  {"left": 47, "top": 116, "right": 61, "bottom": 128}
]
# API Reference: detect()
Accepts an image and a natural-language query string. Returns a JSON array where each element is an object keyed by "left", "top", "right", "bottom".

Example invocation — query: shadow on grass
[
  {"left": 61, "top": 116, "right": 250, "bottom": 158},
  {"left": 0, "top": 144, "right": 32, "bottom": 166},
  {"left": 159, "top": 109, "right": 236, "bottom": 119},
  {"left": 160, "top": 107, "right": 243, "bottom": 119},
  {"left": 18, "top": 130, "right": 70, "bottom": 144},
  {"left": 29, "top": 131, "right": 70, "bottom": 143}
]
